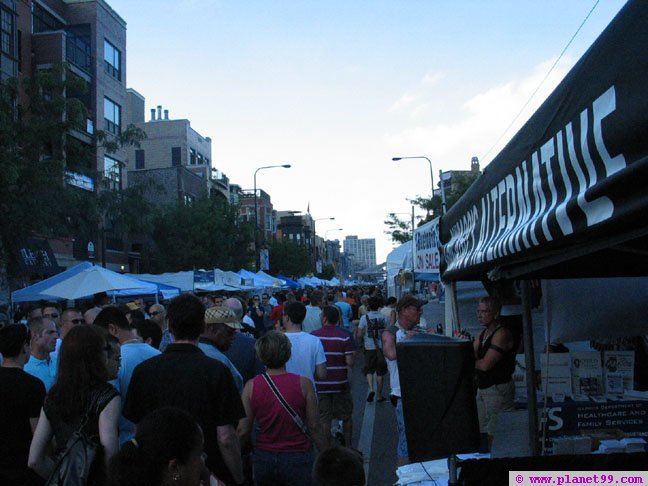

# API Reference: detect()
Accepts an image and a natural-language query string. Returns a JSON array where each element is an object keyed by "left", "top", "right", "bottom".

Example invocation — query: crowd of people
[
  {"left": 0, "top": 283, "right": 521, "bottom": 485},
  {"left": 1, "top": 286, "right": 389, "bottom": 485}
]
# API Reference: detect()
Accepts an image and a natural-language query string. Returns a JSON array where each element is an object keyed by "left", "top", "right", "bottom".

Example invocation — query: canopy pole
[
  {"left": 445, "top": 281, "right": 461, "bottom": 335},
  {"left": 521, "top": 280, "right": 539, "bottom": 456},
  {"left": 411, "top": 206, "right": 416, "bottom": 294}
]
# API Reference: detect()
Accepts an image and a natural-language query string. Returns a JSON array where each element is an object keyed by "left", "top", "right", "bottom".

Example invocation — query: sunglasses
[
  {"left": 43, "top": 313, "right": 59, "bottom": 318},
  {"left": 150, "top": 311, "right": 162, "bottom": 316},
  {"left": 65, "top": 318, "right": 84, "bottom": 324}
]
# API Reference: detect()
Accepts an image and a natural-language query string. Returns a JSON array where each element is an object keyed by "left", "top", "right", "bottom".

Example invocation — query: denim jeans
[
  {"left": 395, "top": 398, "right": 409, "bottom": 460},
  {"left": 253, "top": 449, "right": 314, "bottom": 486}
]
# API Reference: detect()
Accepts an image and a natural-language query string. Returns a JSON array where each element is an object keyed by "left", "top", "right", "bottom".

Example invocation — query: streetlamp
[
  {"left": 439, "top": 169, "right": 448, "bottom": 214},
  {"left": 325, "top": 228, "right": 343, "bottom": 239},
  {"left": 254, "top": 164, "right": 291, "bottom": 270},
  {"left": 392, "top": 156, "right": 434, "bottom": 200}
]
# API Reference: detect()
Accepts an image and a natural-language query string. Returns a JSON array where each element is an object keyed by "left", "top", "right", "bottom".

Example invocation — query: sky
[{"left": 108, "top": 0, "right": 628, "bottom": 264}]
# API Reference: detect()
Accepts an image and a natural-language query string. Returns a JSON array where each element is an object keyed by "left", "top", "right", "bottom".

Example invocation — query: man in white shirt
[{"left": 283, "top": 301, "right": 326, "bottom": 385}]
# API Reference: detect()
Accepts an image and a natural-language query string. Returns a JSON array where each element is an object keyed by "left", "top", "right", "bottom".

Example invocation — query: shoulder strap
[
  {"left": 261, "top": 372, "right": 311, "bottom": 440},
  {"left": 77, "top": 389, "right": 101, "bottom": 434}
]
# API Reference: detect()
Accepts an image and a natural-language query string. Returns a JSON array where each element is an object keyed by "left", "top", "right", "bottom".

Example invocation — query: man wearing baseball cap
[
  {"left": 199, "top": 306, "right": 244, "bottom": 393},
  {"left": 382, "top": 294, "right": 427, "bottom": 466}
]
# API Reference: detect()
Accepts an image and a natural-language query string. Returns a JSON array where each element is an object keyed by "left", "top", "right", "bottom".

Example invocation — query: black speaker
[{"left": 397, "top": 334, "right": 480, "bottom": 462}]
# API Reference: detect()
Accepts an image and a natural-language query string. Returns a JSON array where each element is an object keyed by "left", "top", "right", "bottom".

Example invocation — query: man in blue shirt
[
  {"left": 24, "top": 317, "right": 58, "bottom": 391},
  {"left": 335, "top": 291, "right": 353, "bottom": 328},
  {"left": 94, "top": 306, "right": 160, "bottom": 445}
]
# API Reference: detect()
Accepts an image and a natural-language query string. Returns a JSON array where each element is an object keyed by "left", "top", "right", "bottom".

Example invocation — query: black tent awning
[{"left": 440, "top": 0, "right": 648, "bottom": 281}]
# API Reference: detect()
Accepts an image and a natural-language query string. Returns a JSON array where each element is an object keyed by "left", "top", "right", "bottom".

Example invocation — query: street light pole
[
  {"left": 439, "top": 169, "right": 448, "bottom": 214},
  {"left": 392, "top": 156, "right": 435, "bottom": 200},
  {"left": 325, "top": 228, "right": 343, "bottom": 239},
  {"left": 254, "top": 164, "right": 291, "bottom": 271}
]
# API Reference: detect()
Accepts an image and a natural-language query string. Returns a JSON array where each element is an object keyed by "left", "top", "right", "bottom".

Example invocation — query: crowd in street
[
  {"left": 1, "top": 282, "right": 518, "bottom": 485},
  {"left": 0, "top": 286, "right": 384, "bottom": 485}
]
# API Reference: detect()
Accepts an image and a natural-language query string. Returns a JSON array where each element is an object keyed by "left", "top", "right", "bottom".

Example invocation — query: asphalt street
[
  {"left": 346, "top": 296, "right": 548, "bottom": 485},
  {"left": 348, "top": 300, "right": 449, "bottom": 486}
]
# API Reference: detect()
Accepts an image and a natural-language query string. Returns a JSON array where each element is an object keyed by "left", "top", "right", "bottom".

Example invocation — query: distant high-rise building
[{"left": 343, "top": 236, "right": 376, "bottom": 270}]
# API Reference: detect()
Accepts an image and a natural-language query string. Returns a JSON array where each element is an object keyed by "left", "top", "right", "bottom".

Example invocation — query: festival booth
[
  {"left": 11, "top": 262, "right": 168, "bottom": 303},
  {"left": 127, "top": 271, "right": 195, "bottom": 293},
  {"left": 386, "top": 218, "right": 441, "bottom": 300},
  {"left": 277, "top": 275, "right": 301, "bottom": 289},
  {"left": 385, "top": 240, "right": 413, "bottom": 298},
  {"left": 397, "top": 2, "right": 648, "bottom": 483},
  {"left": 11, "top": 263, "right": 183, "bottom": 307}
]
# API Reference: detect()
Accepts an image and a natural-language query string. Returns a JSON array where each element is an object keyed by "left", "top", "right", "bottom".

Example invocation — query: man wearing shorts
[
  {"left": 474, "top": 296, "right": 516, "bottom": 450},
  {"left": 312, "top": 305, "right": 355, "bottom": 447},
  {"left": 357, "top": 296, "right": 388, "bottom": 402}
]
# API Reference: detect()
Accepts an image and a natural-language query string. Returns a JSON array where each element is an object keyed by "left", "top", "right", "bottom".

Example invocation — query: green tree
[
  {"left": 0, "top": 67, "right": 89, "bottom": 302},
  {"left": 267, "top": 240, "right": 313, "bottom": 277},
  {"left": 149, "top": 196, "right": 254, "bottom": 272},
  {"left": 384, "top": 172, "right": 480, "bottom": 245},
  {"left": 384, "top": 213, "right": 417, "bottom": 244}
]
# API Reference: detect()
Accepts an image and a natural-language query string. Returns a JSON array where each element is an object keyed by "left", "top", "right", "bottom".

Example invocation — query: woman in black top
[{"left": 29, "top": 325, "right": 120, "bottom": 485}]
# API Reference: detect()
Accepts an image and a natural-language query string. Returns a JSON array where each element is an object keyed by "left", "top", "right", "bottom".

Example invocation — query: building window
[
  {"left": 32, "top": 3, "right": 64, "bottom": 33},
  {"left": 66, "top": 32, "right": 91, "bottom": 73},
  {"left": 104, "top": 39, "right": 121, "bottom": 81},
  {"left": 190, "top": 148, "right": 196, "bottom": 165},
  {"left": 104, "top": 97, "right": 121, "bottom": 134},
  {"left": 1, "top": 8, "right": 14, "bottom": 56},
  {"left": 135, "top": 149, "right": 145, "bottom": 169},
  {"left": 104, "top": 155, "right": 121, "bottom": 190},
  {"left": 171, "top": 147, "right": 181, "bottom": 166}
]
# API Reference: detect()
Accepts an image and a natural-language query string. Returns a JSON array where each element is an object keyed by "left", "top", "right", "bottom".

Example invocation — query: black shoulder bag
[{"left": 45, "top": 392, "right": 101, "bottom": 486}]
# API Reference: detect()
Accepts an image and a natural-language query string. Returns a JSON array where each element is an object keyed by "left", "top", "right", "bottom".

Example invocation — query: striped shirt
[{"left": 311, "top": 325, "right": 354, "bottom": 394}]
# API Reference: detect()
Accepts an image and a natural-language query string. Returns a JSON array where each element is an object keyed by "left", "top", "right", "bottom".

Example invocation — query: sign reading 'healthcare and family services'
[{"left": 413, "top": 217, "right": 440, "bottom": 274}]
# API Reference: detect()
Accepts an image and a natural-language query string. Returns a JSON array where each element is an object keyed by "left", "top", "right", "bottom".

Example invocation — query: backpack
[
  {"left": 45, "top": 391, "right": 102, "bottom": 486},
  {"left": 45, "top": 430, "right": 100, "bottom": 486},
  {"left": 366, "top": 315, "right": 386, "bottom": 341}
]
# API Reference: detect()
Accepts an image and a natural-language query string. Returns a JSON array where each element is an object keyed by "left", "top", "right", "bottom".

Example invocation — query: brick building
[
  {"left": 4, "top": 0, "right": 130, "bottom": 272},
  {"left": 124, "top": 92, "right": 224, "bottom": 207}
]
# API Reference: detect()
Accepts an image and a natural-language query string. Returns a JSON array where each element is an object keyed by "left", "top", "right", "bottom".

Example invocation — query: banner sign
[
  {"left": 413, "top": 217, "right": 440, "bottom": 274},
  {"left": 545, "top": 400, "right": 648, "bottom": 437},
  {"left": 440, "top": 0, "right": 648, "bottom": 281},
  {"left": 260, "top": 249, "right": 270, "bottom": 271},
  {"left": 193, "top": 270, "right": 214, "bottom": 284}
]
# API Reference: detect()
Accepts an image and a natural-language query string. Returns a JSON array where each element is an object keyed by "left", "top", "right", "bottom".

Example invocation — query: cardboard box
[
  {"left": 541, "top": 353, "right": 572, "bottom": 397},
  {"left": 580, "top": 428, "right": 624, "bottom": 451},
  {"left": 571, "top": 351, "right": 603, "bottom": 395},
  {"left": 603, "top": 351, "right": 634, "bottom": 394}
]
